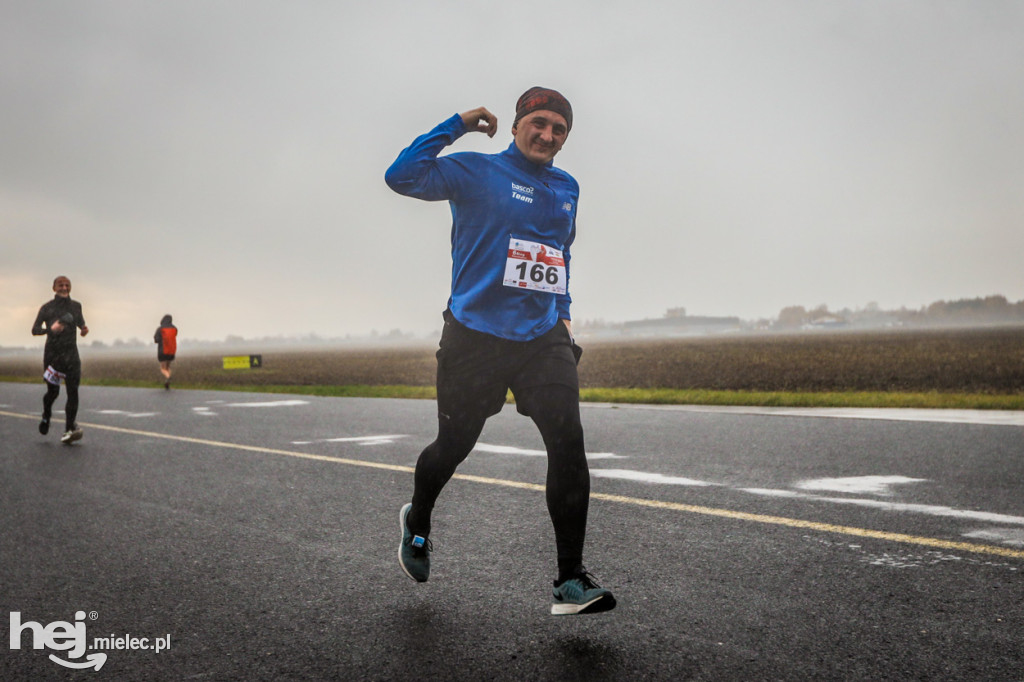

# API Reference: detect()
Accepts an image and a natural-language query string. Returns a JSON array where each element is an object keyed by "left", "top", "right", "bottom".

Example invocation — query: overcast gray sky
[{"left": 3, "top": 1, "right": 1023, "bottom": 347}]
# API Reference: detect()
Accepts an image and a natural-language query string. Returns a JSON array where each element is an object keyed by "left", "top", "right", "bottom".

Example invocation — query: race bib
[
  {"left": 502, "top": 237, "right": 566, "bottom": 295},
  {"left": 43, "top": 365, "right": 66, "bottom": 386}
]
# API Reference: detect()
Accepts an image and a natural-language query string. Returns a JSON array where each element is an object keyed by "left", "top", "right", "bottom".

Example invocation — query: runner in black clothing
[{"left": 31, "top": 275, "right": 89, "bottom": 444}]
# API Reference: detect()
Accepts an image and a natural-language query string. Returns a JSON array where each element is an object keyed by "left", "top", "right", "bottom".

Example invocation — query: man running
[
  {"left": 385, "top": 87, "right": 615, "bottom": 615},
  {"left": 31, "top": 275, "right": 89, "bottom": 445}
]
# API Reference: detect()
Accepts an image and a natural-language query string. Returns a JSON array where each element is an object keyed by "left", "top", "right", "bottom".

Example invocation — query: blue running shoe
[
  {"left": 551, "top": 569, "right": 616, "bottom": 615},
  {"left": 398, "top": 503, "right": 431, "bottom": 582}
]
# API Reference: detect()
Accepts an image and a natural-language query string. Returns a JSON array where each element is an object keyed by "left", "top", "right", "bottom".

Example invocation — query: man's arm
[
  {"left": 75, "top": 302, "right": 88, "bottom": 337},
  {"left": 384, "top": 108, "right": 496, "bottom": 201},
  {"left": 31, "top": 305, "right": 50, "bottom": 336},
  {"left": 555, "top": 210, "right": 576, "bottom": 324}
]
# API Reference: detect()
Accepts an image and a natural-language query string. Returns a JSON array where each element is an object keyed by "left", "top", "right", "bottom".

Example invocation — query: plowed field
[{"left": 3, "top": 327, "right": 1022, "bottom": 394}]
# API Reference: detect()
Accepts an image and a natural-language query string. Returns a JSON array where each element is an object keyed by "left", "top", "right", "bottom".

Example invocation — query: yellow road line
[
  {"left": 588, "top": 493, "right": 1024, "bottom": 560},
  {"left": 5, "top": 410, "right": 1024, "bottom": 561}
]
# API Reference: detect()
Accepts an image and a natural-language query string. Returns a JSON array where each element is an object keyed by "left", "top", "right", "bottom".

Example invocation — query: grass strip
[{"left": 3, "top": 376, "right": 1020, "bottom": 410}]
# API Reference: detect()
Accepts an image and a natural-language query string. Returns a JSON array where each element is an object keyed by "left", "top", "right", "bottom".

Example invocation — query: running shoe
[
  {"left": 60, "top": 428, "right": 83, "bottom": 445},
  {"left": 551, "top": 569, "right": 616, "bottom": 616},
  {"left": 398, "top": 503, "right": 431, "bottom": 582},
  {"left": 39, "top": 418, "right": 50, "bottom": 435},
  {"left": 164, "top": 380, "right": 171, "bottom": 390}
]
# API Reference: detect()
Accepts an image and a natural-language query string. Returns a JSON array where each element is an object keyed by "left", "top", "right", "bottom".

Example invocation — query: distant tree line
[
  {"left": 773, "top": 295, "right": 1024, "bottom": 330},
  {"left": 575, "top": 295, "right": 1024, "bottom": 334}
]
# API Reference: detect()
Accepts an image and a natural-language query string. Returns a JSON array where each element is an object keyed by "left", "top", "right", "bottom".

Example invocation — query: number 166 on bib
[{"left": 502, "top": 238, "right": 566, "bottom": 295}]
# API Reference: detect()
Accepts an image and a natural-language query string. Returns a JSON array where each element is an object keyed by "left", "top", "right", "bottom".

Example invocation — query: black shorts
[
  {"left": 158, "top": 353, "right": 175, "bottom": 362},
  {"left": 43, "top": 350, "right": 81, "bottom": 378},
  {"left": 435, "top": 310, "right": 582, "bottom": 421},
  {"left": 42, "top": 358, "right": 81, "bottom": 387}
]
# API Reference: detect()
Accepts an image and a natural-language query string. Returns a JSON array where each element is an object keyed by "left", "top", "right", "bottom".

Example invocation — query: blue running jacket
[{"left": 385, "top": 114, "right": 578, "bottom": 342}]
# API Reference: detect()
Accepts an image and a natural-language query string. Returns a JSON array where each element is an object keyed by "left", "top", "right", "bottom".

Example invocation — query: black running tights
[
  {"left": 408, "top": 384, "right": 589, "bottom": 576},
  {"left": 43, "top": 376, "right": 79, "bottom": 431}
]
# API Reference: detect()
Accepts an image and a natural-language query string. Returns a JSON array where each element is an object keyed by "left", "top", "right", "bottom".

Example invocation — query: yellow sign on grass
[{"left": 223, "top": 355, "right": 262, "bottom": 370}]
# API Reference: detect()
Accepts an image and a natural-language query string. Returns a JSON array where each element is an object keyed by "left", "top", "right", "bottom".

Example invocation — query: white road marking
[
  {"left": 786, "top": 493, "right": 1024, "bottom": 526},
  {"left": 292, "top": 435, "right": 407, "bottom": 446},
  {"left": 591, "top": 469, "right": 715, "bottom": 486},
  {"left": 594, "top": 469, "right": 1024, "bottom": 531},
  {"left": 472, "top": 442, "right": 626, "bottom": 460},
  {"left": 225, "top": 400, "right": 309, "bottom": 407},
  {"left": 963, "top": 528, "right": 1024, "bottom": 547},
  {"left": 783, "top": 408, "right": 1024, "bottom": 426},
  {"left": 94, "top": 409, "right": 158, "bottom": 418},
  {"left": 739, "top": 488, "right": 804, "bottom": 498},
  {"left": 587, "top": 403, "right": 1024, "bottom": 426},
  {"left": 795, "top": 475, "right": 927, "bottom": 496}
]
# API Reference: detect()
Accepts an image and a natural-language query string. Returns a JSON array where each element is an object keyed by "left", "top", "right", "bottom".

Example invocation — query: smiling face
[
  {"left": 52, "top": 276, "right": 71, "bottom": 298},
  {"left": 512, "top": 110, "right": 568, "bottom": 165}
]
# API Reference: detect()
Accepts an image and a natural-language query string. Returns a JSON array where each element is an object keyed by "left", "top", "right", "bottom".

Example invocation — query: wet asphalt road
[{"left": 2, "top": 382, "right": 1023, "bottom": 681}]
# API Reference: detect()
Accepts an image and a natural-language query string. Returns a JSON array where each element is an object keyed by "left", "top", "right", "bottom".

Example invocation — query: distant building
[
  {"left": 619, "top": 310, "right": 742, "bottom": 338},
  {"left": 802, "top": 315, "right": 848, "bottom": 330}
]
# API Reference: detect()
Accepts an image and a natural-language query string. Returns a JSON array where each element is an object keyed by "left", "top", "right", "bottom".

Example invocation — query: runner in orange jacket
[{"left": 154, "top": 314, "right": 177, "bottom": 390}]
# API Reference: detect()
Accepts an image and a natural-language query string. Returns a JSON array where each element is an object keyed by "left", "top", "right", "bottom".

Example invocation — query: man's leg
[
  {"left": 516, "top": 384, "right": 590, "bottom": 579},
  {"left": 517, "top": 382, "right": 615, "bottom": 615},
  {"left": 407, "top": 412, "right": 488, "bottom": 538},
  {"left": 509, "top": 323, "right": 615, "bottom": 613},
  {"left": 42, "top": 383, "right": 59, "bottom": 419},
  {"left": 41, "top": 381, "right": 60, "bottom": 433},
  {"left": 407, "top": 313, "right": 508, "bottom": 537},
  {"left": 402, "top": 404, "right": 498, "bottom": 583},
  {"left": 399, "top": 312, "right": 509, "bottom": 581},
  {"left": 63, "top": 368, "right": 80, "bottom": 432}
]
